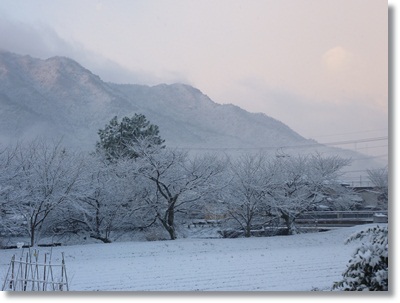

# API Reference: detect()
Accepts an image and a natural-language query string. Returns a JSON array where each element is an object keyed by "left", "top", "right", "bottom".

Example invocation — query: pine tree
[{"left": 96, "top": 114, "right": 165, "bottom": 161}]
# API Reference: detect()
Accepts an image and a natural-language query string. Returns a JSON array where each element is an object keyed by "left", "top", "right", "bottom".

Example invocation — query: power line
[
  {"left": 352, "top": 154, "right": 388, "bottom": 161},
  {"left": 313, "top": 128, "right": 388, "bottom": 140},
  {"left": 343, "top": 169, "right": 373, "bottom": 174},
  {"left": 172, "top": 136, "right": 388, "bottom": 152},
  {"left": 352, "top": 144, "right": 388, "bottom": 151},
  {"left": 342, "top": 168, "right": 387, "bottom": 174},
  {"left": 322, "top": 136, "right": 388, "bottom": 147}
]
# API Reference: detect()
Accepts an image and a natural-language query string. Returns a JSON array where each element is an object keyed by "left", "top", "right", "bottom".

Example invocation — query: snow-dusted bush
[{"left": 333, "top": 225, "right": 388, "bottom": 291}]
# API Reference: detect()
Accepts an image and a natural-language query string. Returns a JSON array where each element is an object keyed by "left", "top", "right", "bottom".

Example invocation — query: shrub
[{"left": 333, "top": 225, "right": 388, "bottom": 291}]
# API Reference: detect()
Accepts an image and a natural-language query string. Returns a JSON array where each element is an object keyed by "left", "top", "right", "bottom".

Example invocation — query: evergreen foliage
[
  {"left": 333, "top": 225, "right": 388, "bottom": 291},
  {"left": 96, "top": 114, "right": 165, "bottom": 161}
]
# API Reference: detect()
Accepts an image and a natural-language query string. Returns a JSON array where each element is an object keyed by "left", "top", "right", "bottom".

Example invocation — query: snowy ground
[{"left": 0, "top": 224, "right": 386, "bottom": 291}]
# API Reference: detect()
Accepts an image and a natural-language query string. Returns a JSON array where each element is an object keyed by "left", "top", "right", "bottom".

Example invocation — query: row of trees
[
  {"left": 0, "top": 114, "right": 385, "bottom": 246},
  {"left": 0, "top": 138, "right": 226, "bottom": 245},
  {"left": 225, "top": 152, "right": 355, "bottom": 236}
]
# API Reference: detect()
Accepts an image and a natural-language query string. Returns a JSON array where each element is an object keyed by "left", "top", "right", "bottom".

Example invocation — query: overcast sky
[{"left": 0, "top": 0, "right": 389, "bottom": 159}]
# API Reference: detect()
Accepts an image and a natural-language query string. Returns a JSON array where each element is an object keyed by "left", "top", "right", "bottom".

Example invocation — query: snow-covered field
[{"left": 0, "top": 224, "right": 386, "bottom": 292}]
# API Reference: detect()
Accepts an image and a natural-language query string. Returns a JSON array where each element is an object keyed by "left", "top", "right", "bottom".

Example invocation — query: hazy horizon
[{"left": 0, "top": 0, "right": 388, "bottom": 162}]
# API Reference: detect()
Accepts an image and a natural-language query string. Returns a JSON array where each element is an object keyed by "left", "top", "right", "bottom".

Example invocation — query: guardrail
[{"left": 297, "top": 210, "right": 388, "bottom": 227}]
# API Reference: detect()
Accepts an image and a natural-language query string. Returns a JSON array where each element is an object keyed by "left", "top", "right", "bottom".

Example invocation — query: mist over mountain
[
  {"left": 0, "top": 50, "right": 384, "bottom": 183},
  {"left": 0, "top": 50, "right": 305, "bottom": 148}
]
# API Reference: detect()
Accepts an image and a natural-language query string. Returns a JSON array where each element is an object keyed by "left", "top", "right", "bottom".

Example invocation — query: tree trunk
[
  {"left": 30, "top": 226, "right": 35, "bottom": 247},
  {"left": 157, "top": 203, "right": 177, "bottom": 240},
  {"left": 165, "top": 225, "right": 177, "bottom": 240},
  {"left": 166, "top": 205, "right": 177, "bottom": 240},
  {"left": 157, "top": 216, "right": 176, "bottom": 240},
  {"left": 281, "top": 212, "right": 296, "bottom": 235},
  {"left": 244, "top": 225, "right": 251, "bottom": 238},
  {"left": 90, "top": 234, "right": 112, "bottom": 243}
]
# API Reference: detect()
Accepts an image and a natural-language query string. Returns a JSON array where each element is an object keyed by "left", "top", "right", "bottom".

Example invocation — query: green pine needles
[{"left": 96, "top": 114, "right": 165, "bottom": 161}]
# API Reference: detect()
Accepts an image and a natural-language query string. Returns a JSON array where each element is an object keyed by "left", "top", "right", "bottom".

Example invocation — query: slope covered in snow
[
  {"left": 0, "top": 224, "right": 385, "bottom": 291},
  {"left": 0, "top": 50, "right": 313, "bottom": 150},
  {"left": 111, "top": 82, "right": 306, "bottom": 149},
  {"left": 0, "top": 50, "right": 385, "bottom": 178},
  {"left": 0, "top": 51, "right": 136, "bottom": 146}
]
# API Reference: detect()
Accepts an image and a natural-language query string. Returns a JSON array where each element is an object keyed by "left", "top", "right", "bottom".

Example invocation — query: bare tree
[
  {"left": 367, "top": 166, "right": 388, "bottom": 209},
  {"left": 224, "top": 153, "right": 271, "bottom": 237},
  {"left": 264, "top": 153, "right": 352, "bottom": 235},
  {"left": 0, "top": 144, "right": 24, "bottom": 238},
  {"left": 2, "top": 140, "right": 85, "bottom": 246},
  {"left": 66, "top": 156, "right": 154, "bottom": 243},
  {"left": 136, "top": 147, "right": 227, "bottom": 240}
]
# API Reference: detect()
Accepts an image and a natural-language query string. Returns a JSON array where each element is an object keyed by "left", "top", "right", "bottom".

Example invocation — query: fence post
[
  {"left": 2, "top": 250, "right": 69, "bottom": 291},
  {"left": 61, "top": 252, "right": 69, "bottom": 291},
  {"left": 23, "top": 253, "right": 29, "bottom": 291},
  {"left": 10, "top": 255, "right": 15, "bottom": 290}
]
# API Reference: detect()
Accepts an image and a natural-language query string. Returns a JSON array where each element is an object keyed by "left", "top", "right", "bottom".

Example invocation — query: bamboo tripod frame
[{"left": 2, "top": 249, "right": 69, "bottom": 291}]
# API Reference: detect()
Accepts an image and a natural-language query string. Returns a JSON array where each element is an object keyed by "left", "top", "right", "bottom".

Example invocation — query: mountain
[
  {"left": 0, "top": 50, "right": 384, "bottom": 181},
  {"left": 0, "top": 50, "right": 306, "bottom": 150},
  {"left": 0, "top": 51, "right": 133, "bottom": 146},
  {"left": 109, "top": 83, "right": 310, "bottom": 149}
]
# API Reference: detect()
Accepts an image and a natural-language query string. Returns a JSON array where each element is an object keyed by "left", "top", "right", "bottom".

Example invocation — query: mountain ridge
[
  {"left": 0, "top": 50, "right": 308, "bottom": 150},
  {"left": 0, "top": 50, "right": 385, "bottom": 181}
]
